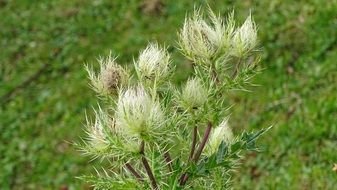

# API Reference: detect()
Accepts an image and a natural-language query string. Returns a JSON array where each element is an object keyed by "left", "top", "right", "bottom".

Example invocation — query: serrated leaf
[
  {"left": 230, "top": 141, "right": 242, "bottom": 153},
  {"left": 216, "top": 141, "right": 228, "bottom": 164}
]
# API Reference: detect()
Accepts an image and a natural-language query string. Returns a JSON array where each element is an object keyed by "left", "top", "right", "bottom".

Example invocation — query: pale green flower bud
[
  {"left": 86, "top": 54, "right": 129, "bottom": 96},
  {"left": 206, "top": 118, "right": 234, "bottom": 155},
  {"left": 232, "top": 14, "right": 257, "bottom": 57},
  {"left": 180, "top": 77, "right": 208, "bottom": 111},
  {"left": 135, "top": 43, "right": 170, "bottom": 83},
  {"left": 116, "top": 86, "right": 164, "bottom": 139}
]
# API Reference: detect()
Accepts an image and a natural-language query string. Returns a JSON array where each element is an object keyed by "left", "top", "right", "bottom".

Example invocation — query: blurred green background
[{"left": 1, "top": 0, "right": 336, "bottom": 189}]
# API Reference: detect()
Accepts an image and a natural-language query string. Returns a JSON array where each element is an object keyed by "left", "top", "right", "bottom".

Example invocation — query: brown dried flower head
[{"left": 86, "top": 54, "right": 129, "bottom": 96}]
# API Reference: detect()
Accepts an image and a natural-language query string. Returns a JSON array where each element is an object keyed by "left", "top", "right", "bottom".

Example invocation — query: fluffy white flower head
[
  {"left": 85, "top": 108, "right": 110, "bottom": 151},
  {"left": 178, "top": 9, "right": 235, "bottom": 61},
  {"left": 180, "top": 77, "right": 208, "bottom": 111},
  {"left": 232, "top": 14, "right": 257, "bottom": 57},
  {"left": 135, "top": 43, "right": 170, "bottom": 83},
  {"left": 206, "top": 118, "right": 234, "bottom": 155},
  {"left": 116, "top": 86, "right": 164, "bottom": 139},
  {"left": 86, "top": 54, "right": 128, "bottom": 95}
]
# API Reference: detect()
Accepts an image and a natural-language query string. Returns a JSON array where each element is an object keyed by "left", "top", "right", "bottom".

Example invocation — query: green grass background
[{"left": 1, "top": 0, "right": 336, "bottom": 189}]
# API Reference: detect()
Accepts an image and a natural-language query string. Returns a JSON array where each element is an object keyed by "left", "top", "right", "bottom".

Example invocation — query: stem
[
  {"left": 164, "top": 152, "right": 173, "bottom": 172},
  {"left": 179, "top": 126, "right": 197, "bottom": 186},
  {"left": 189, "top": 126, "right": 198, "bottom": 160},
  {"left": 210, "top": 61, "right": 220, "bottom": 84},
  {"left": 231, "top": 57, "right": 242, "bottom": 79},
  {"left": 140, "top": 141, "right": 145, "bottom": 154},
  {"left": 179, "top": 173, "right": 188, "bottom": 186},
  {"left": 193, "top": 122, "right": 212, "bottom": 162},
  {"left": 140, "top": 141, "right": 158, "bottom": 190},
  {"left": 180, "top": 122, "right": 212, "bottom": 186},
  {"left": 125, "top": 163, "right": 143, "bottom": 182}
]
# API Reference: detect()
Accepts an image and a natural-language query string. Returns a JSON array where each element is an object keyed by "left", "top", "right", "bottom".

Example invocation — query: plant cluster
[{"left": 79, "top": 8, "right": 270, "bottom": 189}]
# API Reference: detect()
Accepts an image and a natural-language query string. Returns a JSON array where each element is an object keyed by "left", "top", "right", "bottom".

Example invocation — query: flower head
[
  {"left": 135, "top": 43, "right": 171, "bottom": 83},
  {"left": 206, "top": 118, "right": 234, "bottom": 155},
  {"left": 86, "top": 54, "right": 129, "bottom": 96},
  {"left": 116, "top": 86, "right": 164, "bottom": 140},
  {"left": 85, "top": 107, "right": 111, "bottom": 151},
  {"left": 232, "top": 14, "right": 257, "bottom": 57},
  {"left": 179, "top": 77, "right": 208, "bottom": 111},
  {"left": 82, "top": 107, "right": 142, "bottom": 161},
  {"left": 178, "top": 9, "right": 235, "bottom": 61}
]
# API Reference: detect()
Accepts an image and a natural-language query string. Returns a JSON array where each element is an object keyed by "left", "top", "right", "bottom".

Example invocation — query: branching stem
[
  {"left": 193, "top": 122, "right": 212, "bottom": 162},
  {"left": 232, "top": 57, "right": 242, "bottom": 79},
  {"left": 164, "top": 151, "right": 173, "bottom": 172},
  {"left": 210, "top": 60, "right": 220, "bottom": 84},
  {"left": 125, "top": 163, "right": 143, "bottom": 182},
  {"left": 180, "top": 122, "right": 213, "bottom": 186},
  {"left": 140, "top": 141, "right": 158, "bottom": 190},
  {"left": 189, "top": 126, "right": 198, "bottom": 160}
]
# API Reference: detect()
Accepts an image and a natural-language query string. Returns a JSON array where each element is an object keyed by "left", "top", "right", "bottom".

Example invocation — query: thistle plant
[{"left": 78, "top": 8, "right": 270, "bottom": 189}]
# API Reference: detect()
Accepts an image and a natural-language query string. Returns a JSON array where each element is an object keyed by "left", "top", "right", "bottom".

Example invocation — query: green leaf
[
  {"left": 241, "top": 126, "right": 272, "bottom": 151},
  {"left": 216, "top": 141, "right": 228, "bottom": 164},
  {"left": 230, "top": 141, "right": 242, "bottom": 153}
]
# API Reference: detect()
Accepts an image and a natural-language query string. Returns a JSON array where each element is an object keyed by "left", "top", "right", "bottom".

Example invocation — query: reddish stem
[
  {"left": 125, "top": 163, "right": 143, "bottom": 182},
  {"left": 231, "top": 57, "right": 242, "bottom": 79},
  {"left": 164, "top": 152, "right": 173, "bottom": 172},
  {"left": 180, "top": 122, "right": 213, "bottom": 186},
  {"left": 140, "top": 141, "right": 158, "bottom": 190},
  {"left": 193, "top": 122, "right": 212, "bottom": 162},
  {"left": 189, "top": 126, "right": 198, "bottom": 160},
  {"left": 179, "top": 173, "right": 189, "bottom": 186}
]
